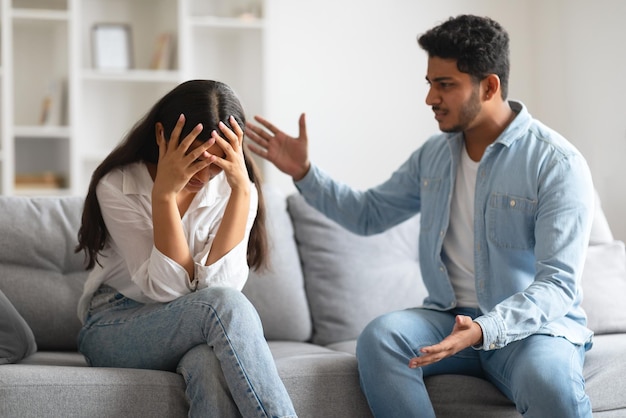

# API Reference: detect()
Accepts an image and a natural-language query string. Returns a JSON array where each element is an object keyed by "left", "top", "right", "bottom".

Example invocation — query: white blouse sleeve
[
  {"left": 192, "top": 186, "right": 258, "bottom": 292},
  {"left": 97, "top": 179, "right": 193, "bottom": 302}
]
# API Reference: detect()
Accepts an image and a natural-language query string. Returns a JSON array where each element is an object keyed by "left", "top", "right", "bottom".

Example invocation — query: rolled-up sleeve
[{"left": 96, "top": 167, "right": 258, "bottom": 303}]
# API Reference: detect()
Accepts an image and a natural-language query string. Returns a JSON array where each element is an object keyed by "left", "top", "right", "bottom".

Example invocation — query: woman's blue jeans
[
  {"left": 356, "top": 307, "right": 592, "bottom": 418},
  {"left": 78, "top": 286, "right": 297, "bottom": 418}
]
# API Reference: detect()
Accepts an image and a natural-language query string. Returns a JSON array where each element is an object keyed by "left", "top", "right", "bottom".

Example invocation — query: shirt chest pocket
[{"left": 487, "top": 193, "right": 537, "bottom": 250}]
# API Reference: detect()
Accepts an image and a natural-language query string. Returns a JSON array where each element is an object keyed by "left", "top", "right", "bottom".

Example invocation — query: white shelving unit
[{"left": 0, "top": 0, "right": 265, "bottom": 196}]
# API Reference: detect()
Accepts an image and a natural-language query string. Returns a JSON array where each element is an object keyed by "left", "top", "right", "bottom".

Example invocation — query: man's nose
[{"left": 425, "top": 87, "right": 439, "bottom": 106}]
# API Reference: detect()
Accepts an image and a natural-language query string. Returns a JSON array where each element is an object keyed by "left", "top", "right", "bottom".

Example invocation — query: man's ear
[{"left": 482, "top": 74, "right": 501, "bottom": 101}]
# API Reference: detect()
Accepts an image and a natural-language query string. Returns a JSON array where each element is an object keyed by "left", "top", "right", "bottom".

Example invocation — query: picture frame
[{"left": 92, "top": 23, "right": 133, "bottom": 70}]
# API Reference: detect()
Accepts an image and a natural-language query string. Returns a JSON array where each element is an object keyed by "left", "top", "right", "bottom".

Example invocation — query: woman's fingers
[
  {"left": 178, "top": 122, "right": 204, "bottom": 154},
  {"left": 169, "top": 114, "right": 186, "bottom": 148}
]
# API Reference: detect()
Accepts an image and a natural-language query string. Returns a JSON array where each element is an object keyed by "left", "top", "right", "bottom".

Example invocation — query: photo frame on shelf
[{"left": 92, "top": 23, "right": 133, "bottom": 70}]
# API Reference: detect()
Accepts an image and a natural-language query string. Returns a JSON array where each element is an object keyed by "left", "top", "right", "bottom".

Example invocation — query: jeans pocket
[{"left": 87, "top": 286, "right": 126, "bottom": 318}]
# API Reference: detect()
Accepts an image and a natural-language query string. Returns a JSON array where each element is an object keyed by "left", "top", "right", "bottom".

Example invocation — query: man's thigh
[
  {"left": 371, "top": 307, "right": 484, "bottom": 378},
  {"left": 480, "top": 334, "right": 587, "bottom": 402}
]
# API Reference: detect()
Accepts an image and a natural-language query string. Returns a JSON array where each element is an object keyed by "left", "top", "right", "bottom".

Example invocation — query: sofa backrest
[
  {"left": 287, "top": 193, "right": 427, "bottom": 346},
  {"left": 285, "top": 190, "right": 626, "bottom": 344},
  {"left": 1, "top": 187, "right": 625, "bottom": 352}
]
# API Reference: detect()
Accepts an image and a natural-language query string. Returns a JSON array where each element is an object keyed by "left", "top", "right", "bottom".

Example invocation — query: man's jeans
[
  {"left": 356, "top": 307, "right": 592, "bottom": 418},
  {"left": 78, "top": 286, "right": 297, "bottom": 418}
]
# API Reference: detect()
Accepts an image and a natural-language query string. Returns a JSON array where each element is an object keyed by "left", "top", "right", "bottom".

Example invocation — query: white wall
[
  {"left": 262, "top": 0, "right": 626, "bottom": 240},
  {"left": 529, "top": 0, "right": 626, "bottom": 241}
]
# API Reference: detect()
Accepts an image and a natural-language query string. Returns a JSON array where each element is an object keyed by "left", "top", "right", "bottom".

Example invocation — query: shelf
[
  {"left": 1, "top": 0, "right": 266, "bottom": 196},
  {"left": 14, "top": 187, "right": 71, "bottom": 196},
  {"left": 11, "top": 9, "right": 69, "bottom": 21},
  {"left": 14, "top": 125, "right": 71, "bottom": 139},
  {"left": 81, "top": 69, "right": 181, "bottom": 83},
  {"left": 189, "top": 16, "right": 264, "bottom": 30}
]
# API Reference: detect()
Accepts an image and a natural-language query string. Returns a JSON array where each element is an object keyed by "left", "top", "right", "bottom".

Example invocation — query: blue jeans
[
  {"left": 78, "top": 286, "right": 297, "bottom": 418},
  {"left": 356, "top": 307, "right": 592, "bottom": 418}
]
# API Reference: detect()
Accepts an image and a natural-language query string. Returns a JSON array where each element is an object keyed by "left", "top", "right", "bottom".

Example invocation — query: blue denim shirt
[{"left": 295, "top": 101, "right": 594, "bottom": 351}]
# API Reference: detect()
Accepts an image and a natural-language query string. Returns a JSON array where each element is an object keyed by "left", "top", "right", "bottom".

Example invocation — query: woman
[{"left": 75, "top": 80, "right": 297, "bottom": 418}]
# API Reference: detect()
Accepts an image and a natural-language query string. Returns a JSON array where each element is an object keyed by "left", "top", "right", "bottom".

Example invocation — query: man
[{"left": 246, "top": 14, "right": 594, "bottom": 418}]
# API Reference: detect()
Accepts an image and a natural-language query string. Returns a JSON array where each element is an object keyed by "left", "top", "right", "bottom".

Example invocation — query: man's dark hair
[{"left": 418, "top": 15, "right": 510, "bottom": 99}]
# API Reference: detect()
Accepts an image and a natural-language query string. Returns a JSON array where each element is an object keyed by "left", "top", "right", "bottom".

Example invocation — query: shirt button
[
  {"left": 489, "top": 343, "right": 496, "bottom": 350},
  {"left": 510, "top": 199, "right": 516, "bottom": 207},
  {"left": 423, "top": 180, "right": 428, "bottom": 186}
]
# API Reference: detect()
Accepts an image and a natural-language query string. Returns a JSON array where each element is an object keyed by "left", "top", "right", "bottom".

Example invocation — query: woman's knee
[{"left": 191, "top": 287, "right": 261, "bottom": 325}]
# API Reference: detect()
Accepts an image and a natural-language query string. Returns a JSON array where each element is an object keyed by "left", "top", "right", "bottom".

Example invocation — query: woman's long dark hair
[{"left": 75, "top": 80, "right": 268, "bottom": 271}]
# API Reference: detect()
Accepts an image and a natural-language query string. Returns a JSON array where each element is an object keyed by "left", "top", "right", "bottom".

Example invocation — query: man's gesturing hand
[
  {"left": 408, "top": 315, "right": 483, "bottom": 369},
  {"left": 246, "top": 113, "right": 310, "bottom": 181}
]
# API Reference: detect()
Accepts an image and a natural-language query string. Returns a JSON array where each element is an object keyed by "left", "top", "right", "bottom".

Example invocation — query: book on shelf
[
  {"left": 15, "top": 172, "right": 66, "bottom": 189},
  {"left": 150, "top": 32, "right": 174, "bottom": 70}
]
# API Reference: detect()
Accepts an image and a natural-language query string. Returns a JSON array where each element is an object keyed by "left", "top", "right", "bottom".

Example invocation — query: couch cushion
[
  {"left": 581, "top": 240, "right": 626, "bottom": 334},
  {"left": 583, "top": 333, "right": 626, "bottom": 413},
  {"left": 288, "top": 194, "right": 427, "bottom": 346},
  {"left": 0, "top": 196, "right": 87, "bottom": 350},
  {"left": 589, "top": 190, "right": 614, "bottom": 245},
  {"left": 0, "top": 289, "right": 37, "bottom": 364},
  {"left": 243, "top": 186, "right": 312, "bottom": 341},
  {"left": 579, "top": 192, "right": 626, "bottom": 335},
  {"left": 0, "top": 360, "right": 188, "bottom": 417}
]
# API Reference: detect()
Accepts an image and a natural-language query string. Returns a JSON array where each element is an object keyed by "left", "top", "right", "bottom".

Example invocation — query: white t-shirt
[
  {"left": 442, "top": 145, "right": 479, "bottom": 308},
  {"left": 77, "top": 161, "right": 258, "bottom": 322}
]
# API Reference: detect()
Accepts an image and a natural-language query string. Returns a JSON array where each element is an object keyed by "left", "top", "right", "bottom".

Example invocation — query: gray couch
[{"left": 1, "top": 186, "right": 626, "bottom": 418}]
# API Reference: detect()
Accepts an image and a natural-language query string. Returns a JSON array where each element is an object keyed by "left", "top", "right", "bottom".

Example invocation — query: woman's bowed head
[{"left": 76, "top": 79, "right": 268, "bottom": 272}]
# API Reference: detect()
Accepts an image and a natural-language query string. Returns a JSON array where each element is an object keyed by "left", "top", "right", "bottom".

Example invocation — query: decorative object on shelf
[
  {"left": 236, "top": 0, "right": 263, "bottom": 20},
  {"left": 92, "top": 23, "right": 133, "bottom": 70},
  {"left": 14, "top": 172, "right": 66, "bottom": 190},
  {"left": 39, "top": 94, "right": 53, "bottom": 125},
  {"left": 150, "top": 33, "right": 174, "bottom": 70},
  {"left": 39, "top": 80, "right": 67, "bottom": 126}
]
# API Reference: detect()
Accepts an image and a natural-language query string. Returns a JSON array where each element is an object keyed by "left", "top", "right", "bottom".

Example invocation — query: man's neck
[{"left": 463, "top": 101, "right": 515, "bottom": 162}]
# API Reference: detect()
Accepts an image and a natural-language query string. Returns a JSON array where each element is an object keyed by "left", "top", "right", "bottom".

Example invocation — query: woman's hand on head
[
  {"left": 246, "top": 113, "right": 311, "bottom": 181},
  {"left": 153, "top": 114, "right": 214, "bottom": 200},
  {"left": 209, "top": 116, "right": 250, "bottom": 193}
]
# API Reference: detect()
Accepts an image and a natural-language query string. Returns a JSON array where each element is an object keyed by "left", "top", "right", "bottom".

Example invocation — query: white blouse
[{"left": 77, "top": 161, "right": 257, "bottom": 322}]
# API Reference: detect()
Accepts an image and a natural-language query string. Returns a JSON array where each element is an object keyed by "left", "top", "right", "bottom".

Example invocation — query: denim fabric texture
[
  {"left": 296, "top": 101, "right": 595, "bottom": 351},
  {"left": 78, "top": 286, "right": 297, "bottom": 418},
  {"left": 356, "top": 307, "right": 591, "bottom": 418},
  {"left": 295, "top": 100, "right": 595, "bottom": 417}
]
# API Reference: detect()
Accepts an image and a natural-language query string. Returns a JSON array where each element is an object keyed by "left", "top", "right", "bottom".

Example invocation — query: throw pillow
[
  {"left": 0, "top": 196, "right": 87, "bottom": 351},
  {"left": 288, "top": 194, "right": 427, "bottom": 346},
  {"left": 0, "top": 289, "right": 37, "bottom": 364},
  {"left": 581, "top": 240, "right": 626, "bottom": 335},
  {"left": 243, "top": 186, "right": 312, "bottom": 342}
]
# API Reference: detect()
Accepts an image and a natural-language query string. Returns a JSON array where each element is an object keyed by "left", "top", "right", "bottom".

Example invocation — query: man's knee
[{"left": 357, "top": 312, "right": 399, "bottom": 358}]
